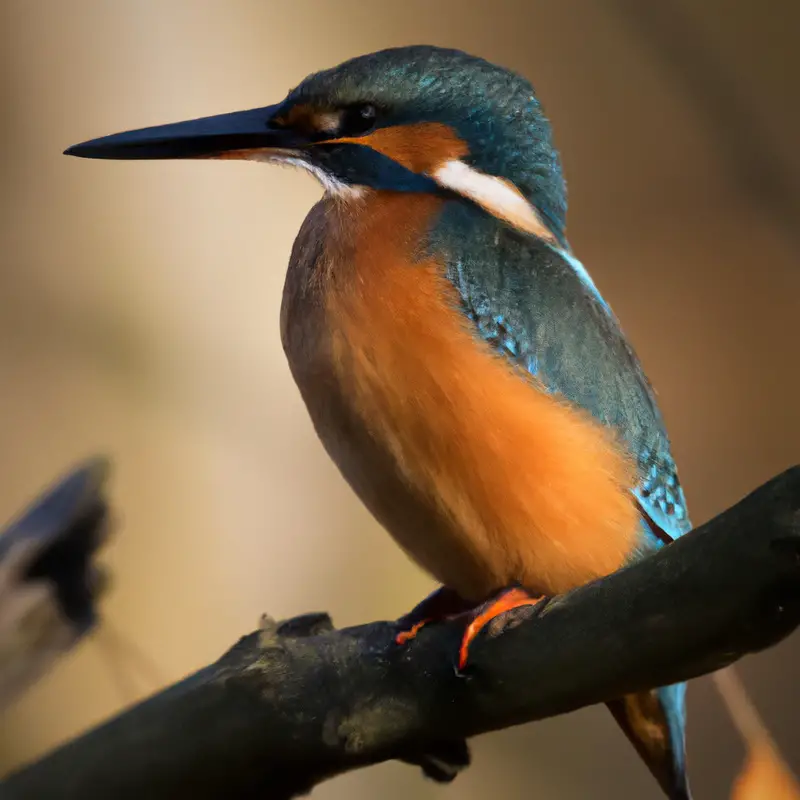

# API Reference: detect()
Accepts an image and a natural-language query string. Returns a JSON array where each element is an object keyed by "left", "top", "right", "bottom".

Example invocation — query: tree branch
[
  {"left": 0, "top": 458, "right": 112, "bottom": 712},
  {"left": 2, "top": 467, "right": 799, "bottom": 800}
]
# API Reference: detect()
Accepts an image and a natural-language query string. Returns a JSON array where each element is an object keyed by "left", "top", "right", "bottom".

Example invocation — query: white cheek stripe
[
  {"left": 432, "top": 159, "right": 611, "bottom": 308},
  {"left": 433, "top": 159, "right": 556, "bottom": 244}
]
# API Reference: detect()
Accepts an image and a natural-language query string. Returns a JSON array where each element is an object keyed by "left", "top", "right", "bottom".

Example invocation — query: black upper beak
[{"left": 64, "top": 103, "right": 302, "bottom": 160}]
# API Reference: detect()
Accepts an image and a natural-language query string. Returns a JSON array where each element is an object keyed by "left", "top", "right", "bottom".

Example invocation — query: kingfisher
[{"left": 65, "top": 46, "right": 693, "bottom": 798}]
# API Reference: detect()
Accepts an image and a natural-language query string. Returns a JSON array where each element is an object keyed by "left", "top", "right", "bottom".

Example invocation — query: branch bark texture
[
  {"left": 0, "top": 459, "right": 111, "bottom": 712},
  {"left": 2, "top": 467, "right": 799, "bottom": 800}
]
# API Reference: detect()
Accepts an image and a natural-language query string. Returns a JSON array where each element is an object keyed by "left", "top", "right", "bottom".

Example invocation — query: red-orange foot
[
  {"left": 395, "top": 586, "right": 473, "bottom": 646},
  {"left": 395, "top": 619, "right": 430, "bottom": 645},
  {"left": 458, "top": 587, "right": 545, "bottom": 670}
]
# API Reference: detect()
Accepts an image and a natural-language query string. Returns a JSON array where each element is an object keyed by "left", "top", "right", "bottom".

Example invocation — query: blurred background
[{"left": 0, "top": 1, "right": 798, "bottom": 797}]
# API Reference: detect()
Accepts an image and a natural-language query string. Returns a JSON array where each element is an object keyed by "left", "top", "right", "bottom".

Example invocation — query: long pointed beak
[{"left": 64, "top": 103, "right": 302, "bottom": 160}]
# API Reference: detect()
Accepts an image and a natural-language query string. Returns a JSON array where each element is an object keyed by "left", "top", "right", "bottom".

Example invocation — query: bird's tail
[
  {"left": 609, "top": 667, "right": 800, "bottom": 800},
  {"left": 606, "top": 682, "right": 691, "bottom": 800}
]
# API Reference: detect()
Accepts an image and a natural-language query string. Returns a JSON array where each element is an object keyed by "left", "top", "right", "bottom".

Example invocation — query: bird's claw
[
  {"left": 457, "top": 587, "right": 546, "bottom": 671},
  {"left": 395, "top": 618, "right": 431, "bottom": 645},
  {"left": 395, "top": 585, "right": 547, "bottom": 673}
]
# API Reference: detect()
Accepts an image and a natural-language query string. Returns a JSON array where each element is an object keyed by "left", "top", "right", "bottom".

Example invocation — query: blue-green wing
[{"left": 431, "top": 202, "right": 692, "bottom": 545}]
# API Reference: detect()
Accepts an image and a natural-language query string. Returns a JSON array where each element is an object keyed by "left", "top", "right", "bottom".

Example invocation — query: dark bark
[
  {"left": 2, "top": 466, "right": 800, "bottom": 800},
  {"left": 0, "top": 458, "right": 111, "bottom": 711}
]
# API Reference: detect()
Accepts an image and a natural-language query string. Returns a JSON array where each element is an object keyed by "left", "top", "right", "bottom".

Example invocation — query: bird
[{"left": 64, "top": 45, "right": 695, "bottom": 798}]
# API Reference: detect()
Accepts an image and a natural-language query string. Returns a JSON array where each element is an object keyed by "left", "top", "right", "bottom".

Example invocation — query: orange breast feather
[{"left": 325, "top": 192, "right": 639, "bottom": 599}]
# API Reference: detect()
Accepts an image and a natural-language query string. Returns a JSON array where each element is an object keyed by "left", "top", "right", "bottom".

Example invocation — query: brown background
[{"left": 0, "top": 1, "right": 798, "bottom": 798}]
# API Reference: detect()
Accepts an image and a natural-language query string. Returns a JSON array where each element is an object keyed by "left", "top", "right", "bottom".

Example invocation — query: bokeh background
[{"left": 1, "top": 1, "right": 798, "bottom": 798}]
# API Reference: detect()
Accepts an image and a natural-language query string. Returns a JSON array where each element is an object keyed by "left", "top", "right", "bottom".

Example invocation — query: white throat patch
[{"left": 248, "top": 150, "right": 365, "bottom": 200}]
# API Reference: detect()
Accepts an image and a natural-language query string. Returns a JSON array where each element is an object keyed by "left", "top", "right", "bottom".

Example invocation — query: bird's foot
[
  {"left": 394, "top": 586, "right": 470, "bottom": 643},
  {"left": 394, "top": 584, "right": 547, "bottom": 672},
  {"left": 458, "top": 586, "right": 546, "bottom": 670},
  {"left": 396, "top": 619, "right": 429, "bottom": 644},
  {"left": 394, "top": 586, "right": 472, "bottom": 645}
]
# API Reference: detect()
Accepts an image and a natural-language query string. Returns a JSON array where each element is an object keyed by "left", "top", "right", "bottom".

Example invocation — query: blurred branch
[
  {"left": 2, "top": 467, "right": 799, "bottom": 800},
  {"left": 606, "top": 0, "right": 800, "bottom": 252},
  {"left": 0, "top": 459, "right": 112, "bottom": 712}
]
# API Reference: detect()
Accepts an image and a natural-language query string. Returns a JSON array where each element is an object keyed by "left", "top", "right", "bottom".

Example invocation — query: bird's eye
[{"left": 342, "top": 103, "right": 378, "bottom": 136}]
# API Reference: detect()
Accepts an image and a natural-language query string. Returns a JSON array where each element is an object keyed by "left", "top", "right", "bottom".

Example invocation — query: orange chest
[
  {"left": 281, "top": 191, "right": 639, "bottom": 599},
  {"left": 280, "top": 192, "right": 443, "bottom": 396}
]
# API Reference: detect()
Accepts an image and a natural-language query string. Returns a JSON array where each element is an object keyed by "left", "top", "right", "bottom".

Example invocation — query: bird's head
[{"left": 66, "top": 46, "right": 567, "bottom": 243}]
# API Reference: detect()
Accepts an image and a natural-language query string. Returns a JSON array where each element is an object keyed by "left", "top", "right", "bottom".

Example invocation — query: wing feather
[{"left": 431, "top": 202, "right": 692, "bottom": 544}]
